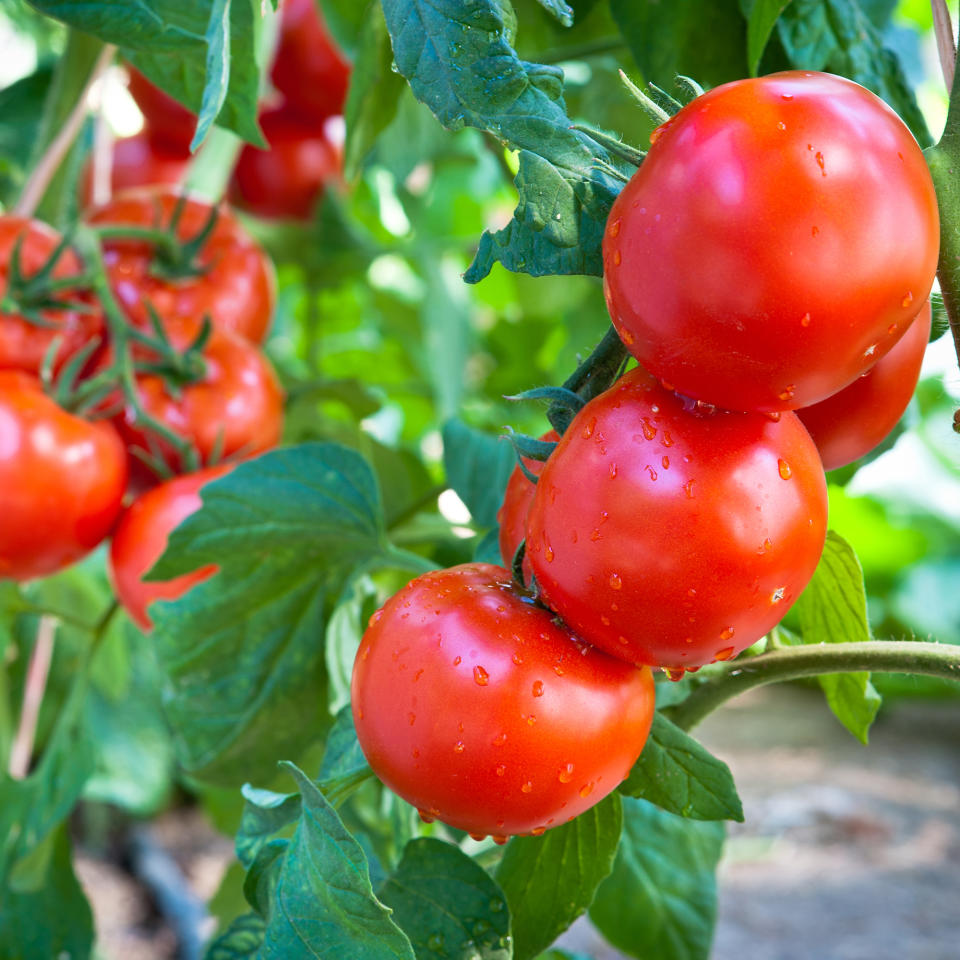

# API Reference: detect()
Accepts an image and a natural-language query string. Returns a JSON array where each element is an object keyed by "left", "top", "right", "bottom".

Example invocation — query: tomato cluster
[{"left": 351, "top": 71, "right": 938, "bottom": 840}]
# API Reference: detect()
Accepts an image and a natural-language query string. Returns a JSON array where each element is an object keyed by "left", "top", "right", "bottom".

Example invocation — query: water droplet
[
  {"left": 579, "top": 783, "right": 594, "bottom": 798},
  {"left": 761, "top": 538, "right": 773, "bottom": 553},
  {"left": 613, "top": 250, "right": 622, "bottom": 266},
  {"left": 531, "top": 826, "right": 546, "bottom": 836},
  {"left": 609, "top": 462, "right": 618, "bottom": 479},
  {"left": 559, "top": 763, "right": 575, "bottom": 783},
  {"left": 469, "top": 832, "right": 486, "bottom": 842},
  {"left": 490, "top": 899, "right": 504, "bottom": 912},
  {"left": 800, "top": 312, "right": 811, "bottom": 327},
  {"left": 414, "top": 668, "right": 424, "bottom": 681},
  {"left": 493, "top": 835, "right": 508, "bottom": 845},
  {"left": 864, "top": 343, "right": 877, "bottom": 358},
  {"left": 532, "top": 680, "right": 544, "bottom": 697},
  {"left": 600, "top": 615, "right": 611, "bottom": 626},
  {"left": 715, "top": 645, "right": 735, "bottom": 661},
  {"left": 772, "top": 586, "right": 785, "bottom": 602},
  {"left": 778, "top": 458, "right": 792, "bottom": 480},
  {"left": 776, "top": 120, "right": 786, "bottom": 130},
  {"left": 664, "top": 666, "right": 686, "bottom": 681},
  {"left": 369, "top": 610, "right": 383, "bottom": 626},
  {"left": 418, "top": 809, "right": 435, "bottom": 823},
  {"left": 553, "top": 663, "right": 565, "bottom": 676},
  {"left": 521, "top": 781, "right": 533, "bottom": 793},
  {"left": 543, "top": 533, "right": 554, "bottom": 563},
  {"left": 454, "top": 740, "right": 465, "bottom": 754},
  {"left": 474, "top": 665, "right": 489, "bottom": 686},
  {"left": 582, "top": 416, "right": 596, "bottom": 439},
  {"left": 512, "top": 652, "right": 523, "bottom": 666},
  {"left": 662, "top": 455, "right": 670, "bottom": 469},
  {"left": 609, "top": 573, "right": 623, "bottom": 590},
  {"left": 765, "top": 411, "right": 782, "bottom": 422},
  {"left": 887, "top": 322, "right": 897, "bottom": 335},
  {"left": 571, "top": 529, "right": 578, "bottom": 543},
  {"left": 357, "top": 708, "right": 364, "bottom": 719},
  {"left": 408, "top": 712, "right": 416, "bottom": 726},
  {"left": 683, "top": 479, "right": 696, "bottom": 499},
  {"left": 621, "top": 327, "right": 635, "bottom": 345},
  {"left": 901, "top": 291, "right": 914, "bottom": 308},
  {"left": 777, "top": 384, "right": 796, "bottom": 401},
  {"left": 453, "top": 655, "right": 462, "bottom": 667},
  {"left": 815, "top": 151, "right": 825, "bottom": 175},
  {"left": 781, "top": 93, "right": 794, "bottom": 100},
  {"left": 811, "top": 225, "right": 820, "bottom": 237},
  {"left": 645, "top": 464, "right": 657, "bottom": 481},
  {"left": 609, "top": 218, "right": 621, "bottom": 238},
  {"left": 493, "top": 732, "right": 507, "bottom": 746},
  {"left": 590, "top": 528, "right": 602, "bottom": 541},
  {"left": 720, "top": 626, "right": 735, "bottom": 642},
  {"left": 684, "top": 636, "right": 693, "bottom": 644},
  {"left": 617, "top": 635, "right": 629, "bottom": 645},
  {"left": 662, "top": 430, "right": 674, "bottom": 447},
  {"left": 524, "top": 714, "right": 537, "bottom": 726},
  {"left": 641, "top": 418, "right": 657, "bottom": 440},
  {"left": 495, "top": 764, "right": 506, "bottom": 776}
]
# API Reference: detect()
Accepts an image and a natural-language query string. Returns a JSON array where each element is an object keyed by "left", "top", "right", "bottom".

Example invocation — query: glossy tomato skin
[
  {"left": 229, "top": 108, "right": 342, "bottom": 221},
  {"left": 797, "top": 301, "right": 931, "bottom": 470},
  {"left": 127, "top": 67, "right": 197, "bottom": 153},
  {"left": 271, "top": 0, "right": 350, "bottom": 124},
  {"left": 603, "top": 71, "right": 939, "bottom": 413},
  {"left": 0, "top": 217, "right": 103, "bottom": 374},
  {"left": 86, "top": 187, "right": 275, "bottom": 344},
  {"left": 109, "top": 464, "right": 231, "bottom": 630},
  {"left": 0, "top": 372, "right": 127, "bottom": 580},
  {"left": 352, "top": 563, "right": 655, "bottom": 839},
  {"left": 527, "top": 368, "right": 828, "bottom": 669}
]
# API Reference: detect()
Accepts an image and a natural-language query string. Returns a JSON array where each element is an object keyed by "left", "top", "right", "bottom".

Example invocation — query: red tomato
[
  {"left": 352, "top": 562, "right": 654, "bottom": 839},
  {"left": 271, "top": 0, "right": 351, "bottom": 124},
  {"left": 0, "top": 371, "right": 127, "bottom": 580},
  {"left": 526, "top": 367, "right": 828, "bottom": 669},
  {"left": 126, "top": 67, "right": 197, "bottom": 153},
  {"left": 603, "top": 71, "right": 939, "bottom": 413},
  {"left": 0, "top": 217, "right": 103, "bottom": 374},
  {"left": 113, "top": 320, "right": 284, "bottom": 476},
  {"left": 86, "top": 187, "right": 275, "bottom": 344},
  {"left": 80, "top": 132, "right": 190, "bottom": 210},
  {"left": 797, "top": 301, "right": 931, "bottom": 470},
  {"left": 229, "top": 108, "right": 342, "bottom": 221},
  {"left": 497, "top": 430, "right": 559, "bottom": 579},
  {"left": 109, "top": 464, "right": 231, "bottom": 630}
]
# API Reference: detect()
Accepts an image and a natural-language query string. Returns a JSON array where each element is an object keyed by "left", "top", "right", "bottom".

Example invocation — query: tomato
[
  {"left": 109, "top": 464, "right": 231, "bottom": 630},
  {"left": 229, "top": 108, "right": 342, "bottom": 221},
  {"left": 0, "top": 217, "right": 103, "bottom": 374},
  {"left": 352, "top": 562, "right": 654, "bottom": 839},
  {"left": 86, "top": 187, "right": 275, "bottom": 344},
  {"left": 80, "top": 132, "right": 190, "bottom": 211},
  {"left": 113, "top": 319, "right": 284, "bottom": 476},
  {"left": 497, "top": 430, "right": 559, "bottom": 579},
  {"left": 797, "top": 301, "right": 931, "bottom": 471},
  {"left": 526, "top": 367, "right": 827, "bottom": 670},
  {"left": 126, "top": 67, "right": 197, "bottom": 153},
  {"left": 603, "top": 71, "right": 939, "bottom": 413},
  {"left": 0, "top": 371, "right": 127, "bottom": 580},
  {"left": 270, "top": 0, "right": 350, "bottom": 124}
]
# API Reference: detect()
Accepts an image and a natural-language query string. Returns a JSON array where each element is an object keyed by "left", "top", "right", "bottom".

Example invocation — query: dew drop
[
  {"left": 641, "top": 418, "right": 657, "bottom": 440},
  {"left": 525, "top": 714, "right": 537, "bottom": 726},
  {"left": 613, "top": 250, "right": 622, "bottom": 266},
  {"left": 662, "top": 455, "right": 670, "bottom": 469},
  {"left": 902, "top": 291, "right": 914, "bottom": 309},
  {"left": 777, "top": 384, "right": 796, "bottom": 401},
  {"left": 532, "top": 680, "right": 544, "bottom": 697},
  {"left": 720, "top": 626, "right": 735, "bottom": 642},
  {"left": 772, "top": 586, "right": 785, "bottom": 602},
  {"left": 683, "top": 479, "right": 696, "bottom": 499},
  {"left": 609, "top": 218, "right": 621, "bottom": 238},
  {"left": 495, "top": 763, "right": 506, "bottom": 777},
  {"left": 621, "top": 327, "right": 635, "bottom": 345},
  {"left": 418, "top": 809, "right": 435, "bottom": 824},
  {"left": 474, "top": 665, "right": 489, "bottom": 686},
  {"left": 512, "top": 652, "right": 523, "bottom": 666},
  {"left": 408, "top": 712, "right": 416, "bottom": 726},
  {"left": 778, "top": 458, "right": 792, "bottom": 480},
  {"left": 492, "top": 835, "right": 508, "bottom": 845},
  {"left": 663, "top": 430, "right": 674, "bottom": 447},
  {"left": 558, "top": 763, "right": 575, "bottom": 783},
  {"left": 582, "top": 416, "right": 596, "bottom": 439},
  {"left": 765, "top": 411, "right": 782, "bottom": 422},
  {"left": 645, "top": 464, "right": 657, "bottom": 481},
  {"left": 715, "top": 645, "right": 736, "bottom": 661},
  {"left": 811, "top": 225, "right": 820, "bottom": 237},
  {"left": 493, "top": 732, "right": 507, "bottom": 746},
  {"left": 600, "top": 615, "right": 611, "bottom": 626},
  {"left": 609, "top": 573, "right": 623, "bottom": 590},
  {"left": 887, "top": 322, "right": 897, "bottom": 335},
  {"left": 453, "top": 655, "right": 462, "bottom": 666},
  {"left": 815, "top": 151, "right": 825, "bottom": 175},
  {"left": 579, "top": 783, "right": 595, "bottom": 799},
  {"left": 531, "top": 826, "right": 547, "bottom": 836},
  {"left": 800, "top": 312, "right": 811, "bottom": 327},
  {"left": 776, "top": 120, "right": 786, "bottom": 130},
  {"left": 609, "top": 462, "right": 618, "bottom": 479},
  {"left": 782, "top": 93, "right": 794, "bottom": 100},
  {"left": 761, "top": 537, "right": 773, "bottom": 553},
  {"left": 454, "top": 741, "right": 465, "bottom": 754},
  {"left": 521, "top": 781, "right": 533, "bottom": 793}
]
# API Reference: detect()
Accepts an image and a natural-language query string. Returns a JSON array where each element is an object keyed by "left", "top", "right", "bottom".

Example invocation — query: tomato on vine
[
  {"left": 352, "top": 563, "right": 655, "bottom": 840},
  {"left": 126, "top": 67, "right": 197, "bottom": 153},
  {"left": 603, "top": 71, "right": 939, "bottom": 413}
]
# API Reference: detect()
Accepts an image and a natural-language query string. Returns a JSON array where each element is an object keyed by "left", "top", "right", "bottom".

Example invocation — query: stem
[
  {"left": 666, "top": 640, "right": 960, "bottom": 732},
  {"left": 92, "top": 225, "right": 182, "bottom": 262},
  {"left": 8, "top": 616, "right": 57, "bottom": 779},
  {"left": 932, "top": 0, "right": 956, "bottom": 93},
  {"left": 90, "top": 94, "right": 115, "bottom": 209}
]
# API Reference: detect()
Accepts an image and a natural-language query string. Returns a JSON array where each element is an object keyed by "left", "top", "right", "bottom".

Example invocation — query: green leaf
[
  {"left": 795, "top": 530, "right": 881, "bottom": 743},
  {"left": 150, "top": 444, "right": 389, "bottom": 785},
  {"left": 495, "top": 794, "right": 622, "bottom": 960},
  {"left": 589, "top": 798, "right": 724, "bottom": 960},
  {"left": 776, "top": 0, "right": 930, "bottom": 146},
  {"left": 237, "top": 785, "right": 302, "bottom": 870},
  {"left": 381, "top": 0, "right": 629, "bottom": 281},
  {"left": 319, "top": 707, "right": 370, "bottom": 785},
  {"left": 0, "top": 64, "right": 52, "bottom": 206},
  {"left": 325, "top": 577, "right": 375, "bottom": 716},
  {"left": 260, "top": 764, "right": 415, "bottom": 960},
  {"left": 619, "top": 712, "right": 744, "bottom": 822},
  {"left": 535, "top": 0, "right": 574, "bottom": 27},
  {"left": 379, "top": 837, "right": 511, "bottom": 959},
  {"left": 205, "top": 911, "right": 266, "bottom": 960},
  {"left": 442, "top": 419, "right": 517, "bottom": 529},
  {"left": 191, "top": 0, "right": 232, "bottom": 150},
  {"left": 740, "top": 0, "right": 795, "bottom": 75}
]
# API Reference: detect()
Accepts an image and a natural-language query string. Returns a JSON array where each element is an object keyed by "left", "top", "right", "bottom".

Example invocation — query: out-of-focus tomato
[{"left": 127, "top": 67, "right": 197, "bottom": 153}]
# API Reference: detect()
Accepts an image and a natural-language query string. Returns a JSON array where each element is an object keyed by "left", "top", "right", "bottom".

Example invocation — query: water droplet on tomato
[
  {"left": 609, "top": 218, "right": 621, "bottom": 238},
  {"left": 782, "top": 93, "right": 794, "bottom": 100},
  {"left": 495, "top": 764, "right": 506, "bottom": 777},
  {"left": 777, "top": 384, "right": 796, "bottom": 401},
  {"left": 469, "top": 832, "right": 486, "bottom": 842},
  {"left": 600, "top": 615, "right": 611, "bottom": 626},
  {"left": 531, "top": 826, "right": 546, "bottom": 836},
  {"left": 609, "top": 573, "right": 623, "bottom": 590},
  {"left": 778, "top": 458, "right": 792, "bottom": 480},
  {"left": 408, "top": 712, "right": 416, "bottom": 726},
  {"left": 512, "top": 652, "right": 523, "bottom": 666},
  {"left": 453, "top": 655, "right": 462, "bottom": 666},
  {"left": 492, "top": 835, "right": 508, "bottom": 845},
  {"left": 613, "top": 249, "right": 622, "bottom": 266},
  {"left": 777, "top": 120, "right": 786, "bottom": 130},
  {"left": 800, "top": 312, "right": 811, "bottom": 327},
  {"left": 493, "top": 732, "right": 507, "bottom": 746},
  {"left": 662, "top": 455, "right": 670, "bottom": 469},
  {"left": 641, "top": 418, "right": 657, "bottom": 440},
  {"left": 418, "top": 809, "right": 435, "bottom": 823},
  {"left": 521, "top": 781, "right": 533, "bottom": 793},
  {"left": 902, "top": 291, "right": 914, "bottom": 308},
  {"left": 609, "top": 462, "right": 618, "bottom": 479},
  {"left": 579, "top": 783, "right": 594, "bottom": 798},
  {"left": 559, "top": 763, "right": 575, "bottom": 783},
  {"left": 474, "top": 665, "right": 489, "bottom": 686},
  {"left": 454, "top": 740, "right": 465, "bottom": 754},
  {"left": 684, "top": 479, "right": 696, "bottom": 498},
  {"left": 524, "top": 714, "right": 537, "bottom": 726},
  {"left": 815, "top": 151, "right": 825, "bottom": 175},
  {"left": 811, "top": 225, "right": 820, "bottom": 237},
  {"left": 582, "top": 416, "right": 596, "bottom": 439},
  {"left": 621, "top": 327, "right": 636, "bottom": 345},
  {"left": 772, "top": 586, "right": 785, "bottom": 602},
  {"left": 664, "top": 666, "right": 685, "bottom": 681},
  {"left": 720, "top": 626, "right": 735, "bottom": 642},
  {"left": 532, "top": 680, "right": 544, "bottom": 697},
  {"left": 645, "top": 464, "right": 657, "bottom": 481},
  {"left": 663, "top": 430, "right": 674, "bottom": 447}
]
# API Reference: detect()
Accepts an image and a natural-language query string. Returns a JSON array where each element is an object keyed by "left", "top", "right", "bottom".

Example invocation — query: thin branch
[
  {"left": 90, "top": 80, "right": 115, "bottom": 209},
  {"left": 932, "top": 0, "right": 957, "bottom": 93},
  {"left": 8, "top": 616, "right": 57, "bottom": 779}
]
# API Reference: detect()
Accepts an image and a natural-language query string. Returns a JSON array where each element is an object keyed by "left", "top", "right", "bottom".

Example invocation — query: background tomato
[
  {"left": 87, "top": 187, "right": 275, "bottom": 344},
  {"left": 126, "top": 67, "right": 197, "bottom": 152},
  {"left": 0, "top": 217, "right": 103, "bottom": 374},
  {"left": 0, "top": 371, "right": 127, "bottom": 580},
  {"left": 603, "top": 71, "right": 939, "bottom": 413},
  {"left": 526, "top": 367, "right": 828, "bottom": 669},
  {"left": 109, "top": 465, "right": 231, "bottom": 630},
  {"left": 797, "top": 301, "right": 932, "bottom": 471},
  {"left": 352, "top": 562, "right": 655, "bottom": 840}
]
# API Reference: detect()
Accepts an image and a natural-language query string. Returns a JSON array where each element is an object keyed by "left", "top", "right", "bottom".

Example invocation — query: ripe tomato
[
  {"left": 603, "top": 71, "right": 939, "bottom": 413},
  {"left": 86, "top": 187, "right": 275, "bottom": 344},
  {"left": 0, "top": 217, "right": 103, "bottom": 374},
  {"left": 126, "top": 67, "right": 197, "bottom": 153},
  {"left": 109, "top": 464, "right": 231, "bottom": 630},
  {"left": 797, "top": 300, "right": 931, "bottom": 471},
  {"left": 526, "top": 367, "right": 827, "bottom": 669},
  {"left": 113, "top": 320, "right": 284, "bottom": 475},
  {"left": 271, "top": 0, "right": 350, "bottom": 124},
  {"left": 352, "top": 563, "right": 654, "bottom": 840},
  {"left": 80, "top": 132, "right": 190, "bottom": 210},
  {"left": 229, "top": 108, "right": 342, "bottom": 221},
  {"left": 497, "top": 430, "right": 559, "bottom": 578},
  {"left": 0, "top": 371, "right": 127, "bottom": 580}
]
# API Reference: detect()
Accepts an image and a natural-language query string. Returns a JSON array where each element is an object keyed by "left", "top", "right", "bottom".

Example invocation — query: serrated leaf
[
  {"left": 589, "top": 798, "right": 724, "bottom": 960},
  {"left": 379, "top": 838, "right": 511, "bottom": 959},
  {"left": 205, "top": 911, "right": 266, "bottom": 960},
  {"left": 740, "top": 0, "right": 795, "bottom": 75},
  {"left": 619, "top": 712, "right": 744, "bottom": 822},
  {"left": 442, "top": 419, "right": 517, "bottom": 529},
  {"left": 150, "top": 444, "right": 390, "bottom": 785},
  {"left": 795, "top": 530, "right": 881, "bottom": 743},
  {"left": 535, "top": 0, "right": 574, "bottom": 27},
  {"left": 237, "top": 786, "right": 302, "bottom": 870},
  {"left": 495, "top": 794, "right": 622, "bottom": 960}
]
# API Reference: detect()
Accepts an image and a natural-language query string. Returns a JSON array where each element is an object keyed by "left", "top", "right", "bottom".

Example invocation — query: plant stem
[
  {"left": 932, "top": 0, "right": 956, "bottom": 93},
  {"left": 8, "top": 615, "right": 57, "bottom": 778},
  {"left": 666, "top": 640, "right": 960, "bottom": 732}
]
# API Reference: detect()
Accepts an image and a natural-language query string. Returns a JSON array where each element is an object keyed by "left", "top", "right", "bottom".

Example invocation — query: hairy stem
[
  {"left": 932, "top": 0, "right": 956, "bottom": 93},
  {"left": 8, "top": 616, "right": 57, "bottom": 778}
]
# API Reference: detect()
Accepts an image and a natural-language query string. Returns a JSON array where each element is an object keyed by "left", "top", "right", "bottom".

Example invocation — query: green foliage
[
  {"left": 442, "top": 418, "right": 517, "bottom": 529},
  {"left": 741, "top": 0, "right": 796, "bottom": 74}
]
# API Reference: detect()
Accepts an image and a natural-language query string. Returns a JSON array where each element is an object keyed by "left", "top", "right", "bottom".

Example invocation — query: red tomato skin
[
  {"left": 109, "top": 465, "right": 231, "bottom": 630},
  {"left": 230, "top": 108, "right": 342, "bottom": 221},
  {"left": 526, "top": 368, "right": 828, "bottom": 669},
  {"left": 86, "top": 187, "right": 276, "bottom": 344},
  {"left": 127, "top": 68, "right": 197, "bottom": 153},
  {"left": 797, "top": 301, "right": 931, "bottom": 470},
  {"left": 0, "top": 372, "right": 127, "bottom": 580},
  {"left": 0, "top": 217, "right": 104, "bottom": 374},
  {"left": 603, "top": 71, "right": 939, "bottom": 413},
  {"left": 352, "top": 563, "right": 655, "bottom": 838},
  {"left": 271, "top": 0, "right": 351, "bottom": 124}
]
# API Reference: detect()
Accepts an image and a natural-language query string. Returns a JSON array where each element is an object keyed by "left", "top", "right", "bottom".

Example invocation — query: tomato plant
[
  {"left": 126, "top": 66, "right": 197, "bottom": 152},
  {"left": 352, "top": 562, "right": 655, "bottom": 839},
  {"left": 602, "top": 71, "right": 939, "bottom": 413}
]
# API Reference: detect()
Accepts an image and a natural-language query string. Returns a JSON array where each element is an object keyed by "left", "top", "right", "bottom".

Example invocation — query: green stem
[
  {"left": 666, "top": 640, "right": 960, "bottom": 732},
  {"left": 92, "top": 226, "right": 182, "bottom": 262}
]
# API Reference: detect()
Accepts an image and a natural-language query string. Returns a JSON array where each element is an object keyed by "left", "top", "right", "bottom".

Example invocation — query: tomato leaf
[
  {"left": 236, "top": 786, "right": 302, "bottom": 870},
  {"left": 534, "top": 0, "right": 574, "bottom": 27},
  {"left": 318, "top": 707, "right": 370, "bottom": 785},
  {"left": 619, "top": 712, "right": 744, "bottom": 823},
  {"left": 150, "top": 444, "right": 390, "bottom": 786},
  {"left": 381, "top": 0, "right": 629, "bottom": 282},
  {"left": 588, "top": 798, "right": 724, "bottom": 960},
  {"left": 495, "top": 793, "right": 622, "bottom": 960},
  {"left": 740, "top": 0, "right": 795, "bottom": 75},
  {"left": 190, "top": 0, "right": 232, "bottom": 151},
  {"left": 378, "top": 837, "right": 512, "bottom": 959},
  {"left": 205, "top": 911, "right": 266, "bottom": 960},
  {"left": 795, "top": 530, "right": 882, "bottom": 744},
  {"left": 442, "top": 419, "right": 517, "bottom": 529}
]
